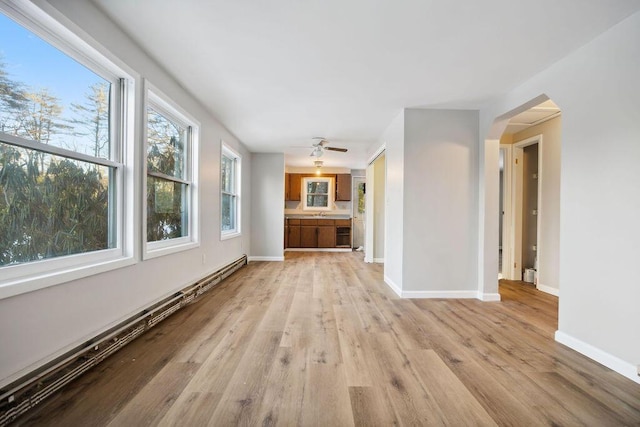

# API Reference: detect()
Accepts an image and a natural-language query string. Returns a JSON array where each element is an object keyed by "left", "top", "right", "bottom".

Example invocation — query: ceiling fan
[{"left": 309, "top": 137, "right": 348, "bottom": 157}]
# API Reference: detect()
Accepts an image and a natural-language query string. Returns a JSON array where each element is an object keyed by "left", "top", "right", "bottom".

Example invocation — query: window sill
[
  {"left": 0, "top": 256, "right": 136, "bottom": 301},
  {"left": 221, "top": 231, "right": 241, "bottom": 241},
  {"left": 144, "top": 240, "right": 199, "bottom": 260}
]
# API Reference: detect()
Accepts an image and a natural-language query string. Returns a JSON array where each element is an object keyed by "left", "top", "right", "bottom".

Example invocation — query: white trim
[
  {"left": 248, "top": 256, "right": 284, "bottom": 262},
  {"left": 220, "top": 141, "right": 242, "bottom": 239},
  {"left": 511, "top": 135, "right": 543, "bottom": 282},
  {"left": 373, "top": 258, "right": 385, "bottom": 263},
  {"left": 143, "top": 81, "right": 201, "bottom": 260},
  {"left": 0, "top": 1, "right": 137, "bottom": 297},
  {"left": 401, "top": 290, "right": 479, "bottom": 299},
  {"left": 383, "top": 274, "right": 402, "bottom": 297},
  {"left": 555, "top": 331, "right": 640, "bottom": 385},
  {"left": 284, "top": 248, "right": 352, "bottom": 253},
  {"left": 478, "top": 292, "right": 502, "bottom": 302},
  {"left": 499, "top": 144, "right": 513, "bottom": 280},
  {"left": 536, "top": 283, "right": 559, "bottom": 296},
  {"left": 301, "top": 176, "right": 334, "bottom": 211},
  {"left": 367, "top": 143, "right": 386, "bottom": 165}
]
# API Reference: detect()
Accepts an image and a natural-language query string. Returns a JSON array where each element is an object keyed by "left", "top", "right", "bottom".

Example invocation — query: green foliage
[{"left": 0, "top": 60, "right": 111, "bottom": 266}]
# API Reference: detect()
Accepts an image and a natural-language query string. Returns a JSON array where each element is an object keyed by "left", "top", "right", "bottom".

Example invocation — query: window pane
[
  {"left": 221, "top": 155, "right": 234, "bottom": 193},
  {"left": 0, "top": 13, "right": 112, "bottom": 158},
  {"left": 221, "top": 193, "right": 235, "bottom": 231},
  {"left": 147, "top": 108, "right": 186, "bottom": 179},
  {"left": 306, "top": 195, "right": 328, "bottom": 207},
  {"left": 0, "top": 142, "right": 113, "bottom": 266},
  {"left": 147, "top": 176, "right": 187, "bottom": 242},
  {"left": 307, "top": 181, "right": 328, "bottom": 194}
]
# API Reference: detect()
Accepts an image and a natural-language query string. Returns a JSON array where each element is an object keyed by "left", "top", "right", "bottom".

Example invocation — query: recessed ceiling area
[
  {"left": 503, "top": 100, "right": 561, "bottom": 136},
  {"left": 92, "top": 0, "right": 640, "bottom": 168}
]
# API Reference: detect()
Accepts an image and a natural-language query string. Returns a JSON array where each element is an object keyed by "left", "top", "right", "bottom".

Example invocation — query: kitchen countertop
[{"left": 285, "top": 214, "right": 351, "bottom": 220}]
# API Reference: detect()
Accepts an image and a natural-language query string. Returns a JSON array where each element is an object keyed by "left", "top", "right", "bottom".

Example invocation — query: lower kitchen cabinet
[{"left": 285, "top": 218, "right": 350, "bottom": 249}]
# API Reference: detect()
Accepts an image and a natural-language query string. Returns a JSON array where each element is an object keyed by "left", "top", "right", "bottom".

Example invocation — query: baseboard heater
[{"left": 0, "top": 254, "right": 247, "bottom": 426}]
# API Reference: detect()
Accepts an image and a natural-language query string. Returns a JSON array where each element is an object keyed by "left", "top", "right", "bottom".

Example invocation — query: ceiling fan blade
[{"left": 324, "top": 147, "right": 348, "bottom": 152}]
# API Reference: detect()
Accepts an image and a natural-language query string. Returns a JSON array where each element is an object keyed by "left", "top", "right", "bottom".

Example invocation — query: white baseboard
[
  {"left": 401, "top": 290, "right": 479, "bottom": 299},
  {"left": 555, "top": 330, "right": 640, "bottom": 385},
  {"left": 247, "top": 256, "right": 284, "bottom": 262},
  {"left": 373, "top": 258, "right": 384, "bottom": 264},
  {"left": 536, "top": 283, "right": 559, "bottom": 296},
  {"left": 383, "top": 274, "right": 402, "bottom": 297},
  {"left": 478, "top": 292, "right": 502, "bottom": 302},
  {"left": 284, "top": 248, "right": 352, "bottom": 253}
]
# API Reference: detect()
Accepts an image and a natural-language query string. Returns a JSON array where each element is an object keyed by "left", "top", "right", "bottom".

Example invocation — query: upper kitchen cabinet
[
  {"left": 335, "top": 174, "right": 352, "bottom": 201},
  {"left": 287, "top": 173, "right": 302, "bottom": 201}
]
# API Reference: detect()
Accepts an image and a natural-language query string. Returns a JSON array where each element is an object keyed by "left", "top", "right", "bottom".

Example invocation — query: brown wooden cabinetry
[
  {"left": 285, "top": 218, "right": 350, "bottom": 249},
  {"left": 284, "top": 173, "right": 290, "bottom": 200},
  {"left": 335, "top": 174, "right": 352, "bottom": 201},
  {"left": 287, "top": 173, "right": 302, "bottom": 201},
  {"left": 300, "top": 219, "right": 318, "bottom": 247},
  {"left": 317, "top": 219, "right": 336, "bottom": 247},
  {"left": 287, "top": 219, "right": 301, "bottom": 247}
]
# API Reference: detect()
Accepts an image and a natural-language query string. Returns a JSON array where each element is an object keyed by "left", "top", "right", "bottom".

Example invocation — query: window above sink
[{"left": 302, "top": 177, "right": 334, "bottom": 211}]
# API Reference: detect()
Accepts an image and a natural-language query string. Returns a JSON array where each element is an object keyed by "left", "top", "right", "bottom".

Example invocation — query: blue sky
[{"left": 0, "top": 13, "right": 106, "bottom": 110}]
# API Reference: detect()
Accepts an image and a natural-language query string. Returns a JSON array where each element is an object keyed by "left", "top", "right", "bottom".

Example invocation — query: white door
[{"left": 352, "top": 176, "right": 365, "bottom": 249}]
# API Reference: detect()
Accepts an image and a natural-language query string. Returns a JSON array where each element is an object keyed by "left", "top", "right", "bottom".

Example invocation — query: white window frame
[
  {"left": 143, "top": 83, "right": 200, "bottom": 259},
  {"left": 0, "top": 1, "right": 136, "bottom": 300},
  {"left": 302, "top": 177, "right": 334, "bottom": 211},
  {"left": 220, "top": 142, "right": 241, "bottom": 240}
]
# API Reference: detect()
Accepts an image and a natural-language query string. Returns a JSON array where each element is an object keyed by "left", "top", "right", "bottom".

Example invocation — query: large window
[
  {"left": 145, "top": 88, "right": 198, "bottom": 256},
  {"left": 221, "top": 143, "right": 240, "bottom": 239},
  {"left": 0, "top": 5, "right": 133, "bottom": 294}
]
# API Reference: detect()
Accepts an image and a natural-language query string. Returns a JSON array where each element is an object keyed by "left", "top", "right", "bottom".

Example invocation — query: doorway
[{"left": 352, "top": 176, "right": 365, "bottom": 250}]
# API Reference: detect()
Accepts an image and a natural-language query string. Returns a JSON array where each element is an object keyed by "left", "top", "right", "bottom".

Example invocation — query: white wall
[
  {"left": 480, "top": 11, "right": 640, "bottom": 381},
  {"left": 250, "top": 154, "right": 284, "bottom": 261},
  {"left": 513, "top": 116, "right": 561, "bottom": 293},
  {"left": 0, "top": 0, "right": 251, "bottom": 387},
  {"left": 402, "top": 109, "right": 479, "bottom": 295}
]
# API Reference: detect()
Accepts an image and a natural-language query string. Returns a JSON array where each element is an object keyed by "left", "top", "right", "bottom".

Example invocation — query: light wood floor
[{"left": 15, "top": 252, "right": 640, "bottom": 426}]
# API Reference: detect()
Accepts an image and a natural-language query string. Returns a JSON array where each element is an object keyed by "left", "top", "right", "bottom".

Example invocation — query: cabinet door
[
  {"left": 289, "top": 174, "right": 302, "bottom": 201},
  {"left": 288, "top": 225, "right": 301, "bottom": 247},
  {"left": 317, "top": 226, "right": 336, "bottom": 248},
  {"left": 335, "top": 174, "right": 352, "bottom": 201},
  {"left": 284, "top": 173, "right": 290, "bottom": 200},
  {"left": 300, "top": 226, "right": 317, "bottom": 247}
]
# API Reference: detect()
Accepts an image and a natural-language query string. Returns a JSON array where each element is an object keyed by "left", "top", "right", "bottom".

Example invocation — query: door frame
[
  {"left": 499, "top": 144, "right": 513, "bottom": 280},
  {"left": 352, "top": 175, "right": 365, "bottom": 250},
  {"left": 510, "top": 134, "right": 543, "bottom": 283}
]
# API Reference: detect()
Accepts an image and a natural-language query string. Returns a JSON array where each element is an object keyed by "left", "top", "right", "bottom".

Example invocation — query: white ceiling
[{"left": 93, "top": 0, "right": 640, "bottom": 168}]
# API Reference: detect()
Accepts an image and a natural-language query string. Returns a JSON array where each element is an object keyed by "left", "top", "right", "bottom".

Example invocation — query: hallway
[{"left": 16, "top": 252, "right": 640, "bottom": 425}]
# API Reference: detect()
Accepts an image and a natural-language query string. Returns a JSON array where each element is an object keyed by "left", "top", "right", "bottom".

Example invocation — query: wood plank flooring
[{"left": 14, "top": 252, "right": 640, "bottom": 426}]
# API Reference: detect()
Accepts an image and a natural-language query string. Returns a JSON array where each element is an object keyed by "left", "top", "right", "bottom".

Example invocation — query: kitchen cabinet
[
  {"left": 335, "top": 174, "right": 351, "bottom": 201},
  {"left": 287, "top": 173, "right": 302, "bottom": 201},
  {"left": 300, "top": 219, "right": 318, "bottom": 247},
  {"left": 284, "top": 173, "right": 290, "bottom": 200},
  {"left": 285, "top": 218, "right": 350, "bottom": 249},
  {"left": 287, "top": 219, "right": 301, "bottom": 247},
  {"left": 335, "top": 219, "right": 352, "bottom": 247},
  {"left": 317, "top": 219, "right": 336, "bottom": 248}
]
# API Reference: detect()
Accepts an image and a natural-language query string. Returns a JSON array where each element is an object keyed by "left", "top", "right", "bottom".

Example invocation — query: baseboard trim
[
  {"left": 555, "top": 330, "right": 640, "bottom": 385},
  {"left": 373, "top": 258, "right": 384, "bottom": 264},
  {"left": 247, "top": 256, "right": 284, "bottom": 262},
  {"left": 284, "top": 248, "right": 352, "bottom": 253},
  {"left": 401, "top": 290, "right": 479, "bottom": 299},
  {"left": 536, "top": 283, "right": 559, "bottom": 296},
  {"left": 383, "top": 275, "right": 402, "bottom": 297},
  {"left": 478, "top": 292, "right": 502, "bottom": 302}
]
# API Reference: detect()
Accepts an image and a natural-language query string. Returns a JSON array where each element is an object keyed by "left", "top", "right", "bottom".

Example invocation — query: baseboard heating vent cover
[{"left": 0, "top": 254, "right": 247, "bottom": 426}]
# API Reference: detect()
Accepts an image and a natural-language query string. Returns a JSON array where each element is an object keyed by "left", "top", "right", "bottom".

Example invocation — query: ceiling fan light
[{"left": 310, "top": 147, "right": 324, "bottom": 157}]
